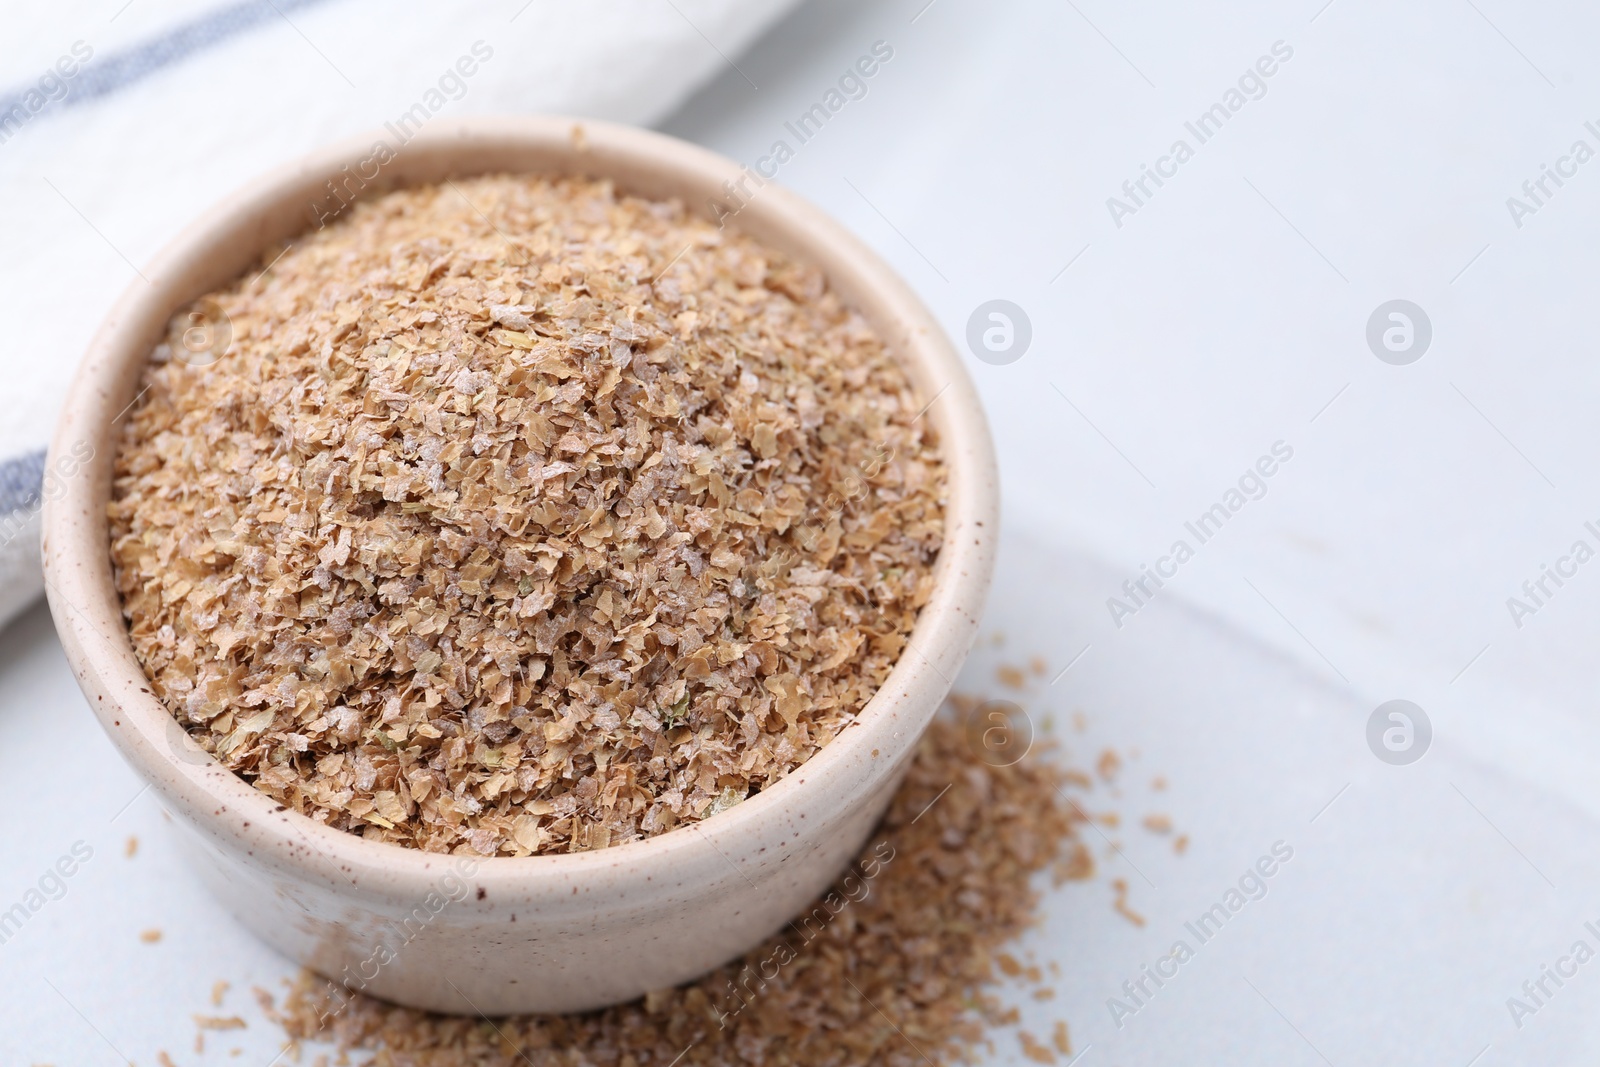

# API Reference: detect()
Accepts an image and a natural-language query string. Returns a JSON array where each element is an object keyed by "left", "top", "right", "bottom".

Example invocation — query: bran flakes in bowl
[{"left": 108, "top": 173, "right": 944, "bottom": 857}]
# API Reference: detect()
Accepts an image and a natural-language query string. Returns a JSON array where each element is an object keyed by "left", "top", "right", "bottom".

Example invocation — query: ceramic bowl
[{"left": 42, "top": 116, "right": 997, "bottom": 1015}]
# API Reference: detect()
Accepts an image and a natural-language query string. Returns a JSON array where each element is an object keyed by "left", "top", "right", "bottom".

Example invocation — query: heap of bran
[{"left": 109, "top": 174, "right": 944, "bottom": 856}]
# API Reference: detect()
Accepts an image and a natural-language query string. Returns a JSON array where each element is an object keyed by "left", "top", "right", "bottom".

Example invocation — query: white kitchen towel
[{"left": 0, "top": 0, "right": 802, "bottom": 632}]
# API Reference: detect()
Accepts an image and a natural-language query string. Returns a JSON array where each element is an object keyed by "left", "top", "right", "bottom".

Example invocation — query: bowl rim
[{"left": 42, "top": 115, "right": 997, "bottom": 904}]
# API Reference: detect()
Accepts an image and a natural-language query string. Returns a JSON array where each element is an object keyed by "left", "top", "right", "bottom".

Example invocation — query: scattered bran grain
[
  {"left": 1019, "top": 1029, "right": 1057, "bottom": 1063},
  {"left": 1110, "top": 877, "right": 1145, "bottom": 928},
  {"left": 194, "top": 1015, "right": 248, "bottom": 1031},
  {"left": 1052, "top": 1019, "right": 1072, "bottom": 1056},
  {"left": 259, "top": 714, "right": 1085, "bottom": 1066}
]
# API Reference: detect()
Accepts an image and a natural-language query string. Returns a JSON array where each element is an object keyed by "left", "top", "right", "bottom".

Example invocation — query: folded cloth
[
  {"left": 0, "top": 452, "right": 46, "bottom": 629},
  {"left": 0, "top": 0, "right": 799, "bottom": 632}
]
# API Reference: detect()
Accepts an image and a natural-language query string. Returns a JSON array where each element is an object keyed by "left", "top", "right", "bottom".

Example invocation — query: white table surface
[{"left": 8, "top": 1, "right": 1600, "bottom": 1063}]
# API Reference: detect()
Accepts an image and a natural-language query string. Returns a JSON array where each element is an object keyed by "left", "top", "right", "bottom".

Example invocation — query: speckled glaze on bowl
[{"left": 42, "top": 116, "right": 998, "bottom": 1015}]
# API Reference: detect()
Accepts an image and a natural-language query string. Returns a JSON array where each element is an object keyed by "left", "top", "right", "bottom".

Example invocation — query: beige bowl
[{"left": 42, "top": 116, "right": 997, "bottom": 1015}]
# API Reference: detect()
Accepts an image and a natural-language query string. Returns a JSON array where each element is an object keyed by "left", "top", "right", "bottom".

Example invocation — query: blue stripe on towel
[
  {"left": 0, "top": 450, "right": 46, "bottom": 515},
  {"left": 0, "top": 0, "right": 337, "bottom": 122}
]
